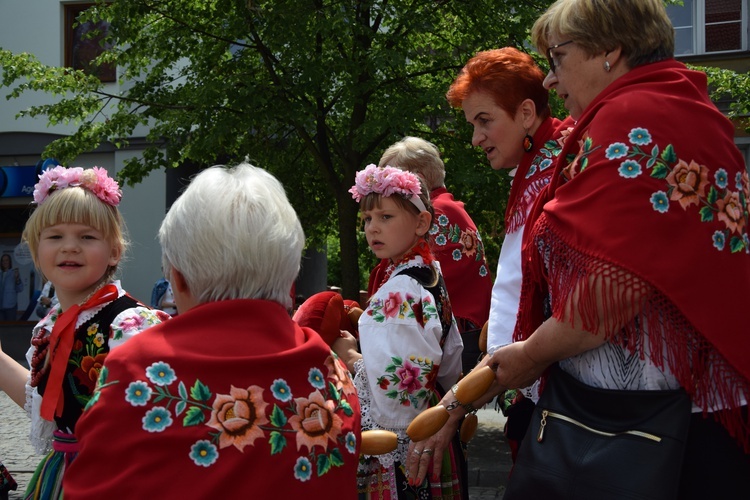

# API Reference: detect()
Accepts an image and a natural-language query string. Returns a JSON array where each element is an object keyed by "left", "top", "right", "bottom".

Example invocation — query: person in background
[
  {"left": 372, "top": 136, "right": 492, "bottom": 375},
  {"left": 334, "top": 164, "right": 465, "bottom": 499},
  {"left": 149, "top": 274, "right": 169, "bottom": 309},
  {"left": 0, "top": 166, "right": 167, "bottom": 499},
  {"left": 35, "top": 278, "right": 58, "bottom": 320},
  {"left": 0, "top": 254, "right": 23, "bottom": 321},
  {"left": 65, "top": 163, "right": 361, "bottom": 497},
  {"left": 158, "top": 281, "right": 177, "bottom": 316}
]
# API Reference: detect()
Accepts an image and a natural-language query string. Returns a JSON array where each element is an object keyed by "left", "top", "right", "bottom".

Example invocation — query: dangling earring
[
  {"left": 523, "top": 133, "right": 534, "bottom": 153},
  {"left": 604, "top": 60, "right": 611, "bottom": 72}
]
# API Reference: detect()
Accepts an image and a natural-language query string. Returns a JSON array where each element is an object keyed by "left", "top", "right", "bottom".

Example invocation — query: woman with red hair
[{"left": 407, "top": 47, "right": 572, "bottom": 482}]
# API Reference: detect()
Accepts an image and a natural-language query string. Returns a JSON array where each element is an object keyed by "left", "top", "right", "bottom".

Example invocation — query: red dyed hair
[{"left": 446, "top": 47, "right": 550, "bottom": 120}]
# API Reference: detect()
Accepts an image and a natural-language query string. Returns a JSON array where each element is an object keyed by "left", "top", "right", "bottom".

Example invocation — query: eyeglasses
[{"left": 546, "top": 40, "right": 574, "bottom": 73}]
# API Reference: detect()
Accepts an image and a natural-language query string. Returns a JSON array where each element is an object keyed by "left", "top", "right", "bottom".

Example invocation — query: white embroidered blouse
[{"left": 353, "top": 256, "right": 463, "bottom": 467}]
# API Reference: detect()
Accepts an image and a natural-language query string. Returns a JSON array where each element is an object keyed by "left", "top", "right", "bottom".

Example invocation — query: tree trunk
[{"left": 337, "top": 196, "right": 362, "bottom": 301}]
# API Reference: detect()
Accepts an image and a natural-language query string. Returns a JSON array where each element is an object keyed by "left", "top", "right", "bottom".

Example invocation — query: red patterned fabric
[
  {"left": 65, "top": 299, "right": 361, "bottom": 497},
  {"left": 516, "top": 60, "right": 750, "bottom": 450},
  {"left": 504, "top": 117, "right": 567, "bottom": 234}
]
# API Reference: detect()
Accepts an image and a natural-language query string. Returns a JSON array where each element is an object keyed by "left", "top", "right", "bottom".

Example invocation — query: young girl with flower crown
[
  {"left": 0, "top": 165, "right": 168, "bottom": 499},
  {"left": 333, "top": 164, "right": 465, "bottom": 499}
]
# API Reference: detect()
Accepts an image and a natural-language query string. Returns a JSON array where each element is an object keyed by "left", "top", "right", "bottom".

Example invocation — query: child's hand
[{"left": 332, "top": 331, "right": 361, "bottom": 374}]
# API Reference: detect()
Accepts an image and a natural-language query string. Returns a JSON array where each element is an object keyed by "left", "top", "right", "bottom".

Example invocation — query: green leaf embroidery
[
  {"left": 270, "top": 404, "right": 287, "bottom": 428},
  {"left": 661, "top": 144, "right": 677, "bottom": 164},
  {"left": 707, "top": 186, "right": 718, "bottom": 204},
  {"left": 269, "top": 431, "right": 286, "bottom": 455},
  {"left": 330, "top": 448, "right": 345, "bottom": 467},
  {"left": 730, "top": 236, "right": 745, "bottom": 253},
  {"left": 190, "top": 379, "right": 211, "bottom": 401},
  {"left": 178, "top": 381, "right": 188, "bottom": 400},
  {"left": 175, "top": 400, "right": 186, "bottom": 416},
  {"left": 317, "top": 454, "right": 332, "bottom": 476},
  {"left": 183, "top": 406, "right": 205, "bottom": 427},
  {"left": 699, "top": 206, "right": 714, "bottom": 222},
  {"left": 340, "top": 400, "right": 353, "bottom": 416},
  {"left": 651, "top": 163, "right": 669, "bottom": 179}
]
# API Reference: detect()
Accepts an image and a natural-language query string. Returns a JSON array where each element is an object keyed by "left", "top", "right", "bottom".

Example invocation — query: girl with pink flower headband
[
  {"left": 0, "top": 165, "right": 169, "bottom": 499},
  {"left": 335, "top": 164, "right": 466, "bottom": 498}
]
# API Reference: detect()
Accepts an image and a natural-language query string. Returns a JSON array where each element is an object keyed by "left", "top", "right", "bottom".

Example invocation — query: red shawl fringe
[{"left": 515, "top": 216, "right": 750, "bottom": 452}]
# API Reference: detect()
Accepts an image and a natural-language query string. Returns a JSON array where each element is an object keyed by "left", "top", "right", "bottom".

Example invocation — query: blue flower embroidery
[
  {"left": 294, "top": 457, "right": 313, "bottom": 482},
  {"left": 618, "top": 160, "right": 642, "bottom": 178},
  {"left": 628, "top": 128, "right": 652, "bottom": 146},
  {"left": 715, "top": 168, "right": 728, "bottom": 189},
  {"left": 345, "top": 432, "right": 357, "bottom": 454},
  {"left": 189, "top": 440, "right": 218, "bottom": 467},
  {"left": 271, "top": 379, "right": 292, "bottom": 402},
  {"left": 435, "top": 234, "right": 447, "bottom": 246},
  {"left": 125, "top": 381, "right": 152, "bottom": 406},
  {"left": 308, "top": 368, "right": 326, "bottom": 389},
  {"left": 428, "top": 225, "right": 439, "bottom": 235},
  {"left": 605, "top": 142, "right": 628, "bottom": 159},
  {"left": 142, "top": 406, "right": 173, "bottom": 432},
  {"left": 735, "top": 171, "right": 744, "bottom": 190},
  {"left": 713, "top": 231, "right": 726, "bottom": 251},
  {"left": 479, "top": 265, "right": 488, "bottom": 277},
  {"left": 525, "top": 164, "right": 538, "bottom": 178},
  {"left": 146, "top": 361, "right": 176, "bottom": 386},
  {"left": 437, "top": 215, "right": 449, "bottom": 227},
  {"left": 650, "top": 191, "right": 670, "bottom": 213},
  {"left": 452, "top": 249, "right": 462, "bottom": 261},
  {"left": 539, "top": 158, "right": 553, "bottom": 171}
]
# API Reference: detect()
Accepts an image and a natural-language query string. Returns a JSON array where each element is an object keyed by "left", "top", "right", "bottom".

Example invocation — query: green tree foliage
[
  {"left": 1, "top": 0, "right": 748, "bottom": 298},
  {"left": 0, "top": 0, "right": 552, "bottom": 298}
]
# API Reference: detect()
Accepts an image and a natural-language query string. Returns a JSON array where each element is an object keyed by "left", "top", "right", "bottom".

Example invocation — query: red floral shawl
[
  {"left": 516, "top": 60, "right": 750, "bottom": 450},
  {"left": 65, "top": 299, "right": 361, "bottom": 497}
]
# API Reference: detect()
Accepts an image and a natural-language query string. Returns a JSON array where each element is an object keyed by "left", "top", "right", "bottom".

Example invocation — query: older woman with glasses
[
  {"left": 409, "top": 0, "right": 750, "bottom": 498},
  {"left": 492, "top": 0, "right": 750, "bottom": 498}
]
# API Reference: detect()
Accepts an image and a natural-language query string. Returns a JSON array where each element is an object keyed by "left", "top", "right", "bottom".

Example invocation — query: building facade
[{"left": 0, "top": 1, "right": 167, "bottom": 317}]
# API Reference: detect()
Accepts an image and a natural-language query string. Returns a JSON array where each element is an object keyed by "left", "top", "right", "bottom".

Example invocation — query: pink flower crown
[
  {"left": 33, "top": 165, "right": 122, "bottom": 207},
  {"left": 349, "top": 164, "right": 426, "bottom": 212}
]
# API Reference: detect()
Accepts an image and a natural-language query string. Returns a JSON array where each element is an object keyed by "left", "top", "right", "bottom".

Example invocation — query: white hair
[{"left": 159, "top": 162, "right": 304, "bottom": 308}]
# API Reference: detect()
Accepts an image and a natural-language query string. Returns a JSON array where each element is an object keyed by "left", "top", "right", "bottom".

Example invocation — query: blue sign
[{"left": 0, "top": 159, "right": 59, "bottom": 198}]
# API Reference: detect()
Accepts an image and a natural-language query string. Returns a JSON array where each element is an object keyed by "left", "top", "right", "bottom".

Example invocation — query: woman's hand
[
  {"left": 406, "top": 412, "right": 461, "bottom": 486},
  {"left": 489, "top": 341, "right": 548, "bottom": 390},
  {"left": 331, "top": 330, "right": 361, "bottom": 373}
]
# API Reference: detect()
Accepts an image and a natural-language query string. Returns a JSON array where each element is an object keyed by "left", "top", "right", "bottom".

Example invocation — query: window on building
[
  {"left": 64, "top": 3, "right": 115, "bottom": 82},
  {"left": 668, "top": 0, "right": 748, "bottom": 56}
]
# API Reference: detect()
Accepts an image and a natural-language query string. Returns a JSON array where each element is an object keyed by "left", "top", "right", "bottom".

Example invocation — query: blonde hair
[
  {"left": 378, "top": 137, "right": 446, "bottom": 191},
  {"left": 531, "top": 0, "right": 674, "bottom": 68},
  {"left": 22, "top": 187, "right": 128, "bottom": 280}
]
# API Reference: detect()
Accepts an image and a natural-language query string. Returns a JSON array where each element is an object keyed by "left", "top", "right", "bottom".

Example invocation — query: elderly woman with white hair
[{"left": 65, "top": 163, "right": 362, "bottom": 497}]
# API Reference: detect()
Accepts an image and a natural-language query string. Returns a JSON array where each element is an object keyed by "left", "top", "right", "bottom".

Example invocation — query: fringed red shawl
[
  {"left": 515, "top": 60, "right": 750, "bottom": 451},
  {"left": 504, "top": 116, "right": 568, "bottom": 234}
]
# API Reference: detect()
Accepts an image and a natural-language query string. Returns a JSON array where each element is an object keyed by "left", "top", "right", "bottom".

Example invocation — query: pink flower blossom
[
  {"left": 118, "top": 314, "right": 146, "bottom": 332},
  {"left": 382, "top": 292, "right": 402, "bottom": 318},
  {"left": 396, "top": 362, "right": 422, "bottom": 393},
  {"left": 33, "top": 165, "right": 122, "bottom": 206},
  {"left": 349, "top": 164, "right": 422, "bottom": 202}
]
